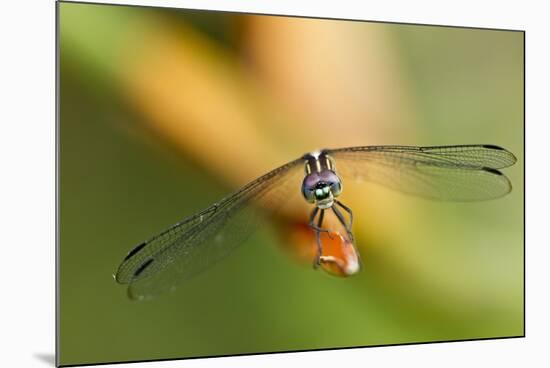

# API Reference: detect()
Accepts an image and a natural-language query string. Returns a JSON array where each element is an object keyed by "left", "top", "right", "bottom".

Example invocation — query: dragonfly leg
[
  {"left": 308, "top": 207, "right": 332, "bottom": 235},
  {"left": 333, "top": 201, "right": 354, "bottom": 243},
  {"left": 308, "top": 206, "right": 319, "bottom": 228},
  {"left": 335, "top": 200, "right": 353, "bottom": 228},
  {"left": 308, "top": 208, "right": 328, "bottom": 268}
]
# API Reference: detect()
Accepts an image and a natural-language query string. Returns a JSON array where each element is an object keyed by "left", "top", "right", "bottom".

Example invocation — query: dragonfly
[{"left": 115, "top": 144, "right": 516, "bottom": 299}]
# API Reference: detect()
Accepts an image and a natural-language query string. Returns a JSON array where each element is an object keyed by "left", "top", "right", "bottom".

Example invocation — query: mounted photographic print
[{"left": 57, "top": 1, "right": 524, "bottom": 366}]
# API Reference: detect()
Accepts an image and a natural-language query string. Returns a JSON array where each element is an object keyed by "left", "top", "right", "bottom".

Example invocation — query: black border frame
[{"left": 55, "top": 1, "right": 526, "bottom": 366}]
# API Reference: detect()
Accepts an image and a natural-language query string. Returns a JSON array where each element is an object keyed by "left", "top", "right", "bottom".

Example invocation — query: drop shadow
[{"left": 33, "top": 353, "right": 56, "bottom": 366}]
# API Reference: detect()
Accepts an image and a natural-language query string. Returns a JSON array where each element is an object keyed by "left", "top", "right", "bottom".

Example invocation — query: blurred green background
[{"left": 58, "top": 2, "right": 524, "bottom": 366}]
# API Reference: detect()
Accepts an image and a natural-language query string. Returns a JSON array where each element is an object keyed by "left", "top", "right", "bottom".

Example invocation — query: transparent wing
[
  {"left": 325, "top": 145, "right": 517, "bottom": 201},
  {"left": 115, "top": 157, "right": 304, "bottom": 300}
]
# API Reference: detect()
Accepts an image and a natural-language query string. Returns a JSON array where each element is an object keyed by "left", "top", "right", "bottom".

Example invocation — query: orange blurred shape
[
  {"left": 284, "top": 222, "right": 361, "bottom": 277},
  {"left": 318, "top": 231, "right": 361, "bottom": 277}
]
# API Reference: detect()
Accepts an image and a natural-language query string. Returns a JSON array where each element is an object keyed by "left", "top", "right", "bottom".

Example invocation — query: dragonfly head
[{"left": 301, "top": 170, "right": 343, "bottom": 209}]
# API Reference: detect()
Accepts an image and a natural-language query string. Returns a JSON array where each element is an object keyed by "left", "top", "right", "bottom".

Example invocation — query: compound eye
[
  {"left": 301, "top": 184, "right": 316, "bottom": 203},
  {"left": 304, "top": 190, "right": 316, "bottom": 203},
  {"left": 331, "top": 181, "right": 342, "bottom": 197},
  {"left": 302, "top": 173, "right": 321, "bottom": 203}
]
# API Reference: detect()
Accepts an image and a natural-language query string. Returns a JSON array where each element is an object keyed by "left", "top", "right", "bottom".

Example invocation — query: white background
[{"left": 0, "top": 0, "right": 547, "bottom": 367}]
